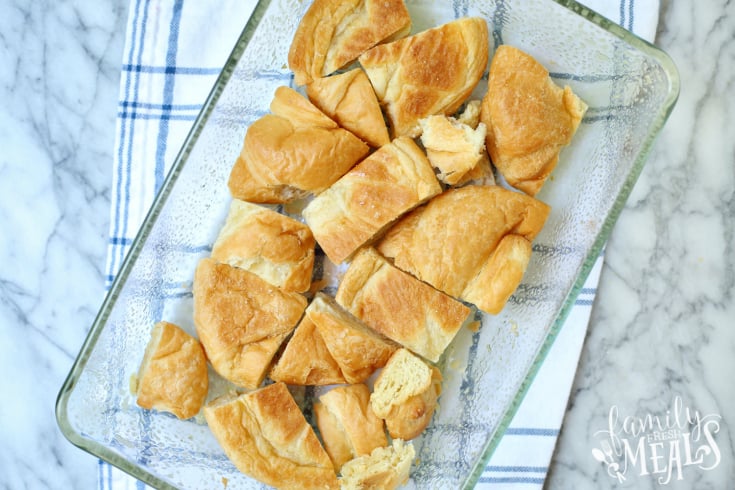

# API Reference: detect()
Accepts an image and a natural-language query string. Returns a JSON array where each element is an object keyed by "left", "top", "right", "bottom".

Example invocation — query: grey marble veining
[
  {"left": 0, "top": 0, "right": 128, "bottom": 488},
  {"left": 547, "top": 0, "right": 735, "bottom": 488}
]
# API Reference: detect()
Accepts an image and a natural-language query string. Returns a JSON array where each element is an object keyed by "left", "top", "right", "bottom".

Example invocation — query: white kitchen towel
[{"left": 101, "top": 1, "right": 659, "bottom": 488}]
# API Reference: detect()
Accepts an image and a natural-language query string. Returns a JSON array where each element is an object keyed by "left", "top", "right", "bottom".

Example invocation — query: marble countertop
[{"left": 0, "top": 0, "right": 732, "bottom": 488}]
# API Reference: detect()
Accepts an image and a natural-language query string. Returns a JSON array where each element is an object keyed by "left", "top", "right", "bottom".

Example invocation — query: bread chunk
[
  {"left": 309, "top": 293, "right": 397, "bottom": 383},
  {"left": 193, "top": 258, "right": 306, "bottom": 388},
  {"left": 480, "top": 45, "right": 587, "bottom": 196},
  {"left": 228, "top": 86, "right": 369, "bottom": 203},
  {"left": 307, "top": 69, "right": 390, "bottom": 148},
  {"left": 303, "top": 137, "right": 441, "bottom": 265},
  {"left": 377, "top": 185, "right": 550, "bottom": 314},
  {"left": 455, "top": 100, "right": 482, "bottom": 129},
  {"left": 230, "top": 332, "right": 293, "bottom": 390},
  {"left": 314, "top": 384, "right": 388, "bottom": 470},
  {"left": 288, "top": 0, "right": 411, "bottom": 85},
  {"left": 270, "top": 311, "right": 347, "bottom": 386},
  {"left": 134, "top": 321, "right": 208, "bottom": 420},
  {"left": 370, "top": 348, "right": 442, "bottom": 440},
  {"left": 335, "top": 248, "right": 470, "bottom": 362},
  {"left": 454, "top": 151, "right": 496, "bottom": 187},
  {"left": 211, "top": 199, "right": 315, "bottom": 293},
  {"left": 359, "top": 17, "right": 489, "bottom": 138},
  {"left": 339, "top": 439, "right": 415, "bottom": 490},
  {"left": 419, "top": 114, "right": 488, "bottom": 185},
  {"left": 204, "top": 383, "right": 338, "bottom": 489},
  {"left": 271, "top": 294, "right": 396, "bottom": 385}
]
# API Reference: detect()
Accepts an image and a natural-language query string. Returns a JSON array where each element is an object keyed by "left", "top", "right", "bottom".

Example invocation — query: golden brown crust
[
  {"left": 227, "top": 332, "right": 292, "bottom": 390},
  {"left": 193, "top": 258, "right": 306, "bottom": 387},
  {"left": 309, "top": 293, "right": 397, "bottom": 384},
  {"left": 228, "top": 87, "right": 369, "bottom": 203},
  {"left": 306, "top": 69, "right": 390, "bottom": 148},
  {"left": 211, "top": 199, "right": 315, "bottom": 293},
  {"left": 315, "top": 384, "right": 387, "bottom": 470},
  {"left": 377, "top": 185, "right": 550, "bottom": 314},
  {"left": 480, "top": 45, "right": 587, "bottom": 196},
  {"left": 270, "top": 312, "right": 347, "bottom": 386},
  {"left": 335, "top": 248, "right": 470, "bottom": 363},
  {"left": 288, "top": 0, "right": 411, "bottom": 86},
  {"left": 359, "top": 17, "right": 489, "bottom": 138},
  {"left": 204, "top": 383, "right": 338, "bottom": 490},
  {"left": 303, "top": 137, "right": 441, "bottom": 265},
  {"left": 135, "top": 321, "right": 208, "bottom": 420},
  {"left": 314, "top": 402, "right": 352, "bottom": 472},
  {"left": 339, "top": 439, "right": 415, "bottom": 490},
  {"left": 462, "top": 234, "right": 532, "bottom": 314}
]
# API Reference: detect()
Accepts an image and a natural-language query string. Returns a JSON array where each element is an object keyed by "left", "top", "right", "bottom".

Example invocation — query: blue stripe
[
  {"left": 118, "top": 111, "right": 199, "bottom": 121},
  {"left": 628, "top": 0, "right": 635, "bottom": 30},
  {"left": 549, "top": 72, "right": 624, "bottom": 82},
  {"left": 584, "top": 114, "right": 617, "bottom": 123},
  {"left": 97, "top": 458, "right": 104, "bottom": 489},
  {"left": 122, "top": 63, "right": 222, "bottom": 75},
  {"left": 575, "top": 299, "right": 594, "bottom": 306},
  {"left": 154, "top": 0, "right": 184, "bottom": 192},
  {"left": 110, "top": 0, "right": 143, "bottom": 283},
  {"left": 452, "top": 0, "right": 468, "bottom": 18},
  {"left": 580, "top": 287, "right": 597, "bottom": 294},
  {"left": 504, "top": 427, "right": 559, "bottom": 436},
  {"left": 162, "top": 291, "right": 193, "bottom": 299},
  {"left": 491, "top": 0, "right": 506, "bottom": 46},
  {"left": 116, "top": 112, "right": 265, "bottom": 125},
  {"left": 118, "top": 100, "right": 203, "bottom": 111},
  {"left": 485, "top": 465, "right": 548, "bottom": 473},
  {"left": 619, "top": 0, "right": 627, "bottom": 28},
  {"left": 108, "top": 236, "right": 132, "bottom": 245},
  {"left": 107, "top": 238, "right": 211, "bottom": 254},
  {"left": 121, "top": 64, "right": 294, "bottom": 81},
  {"left": 161, "top": 281, "right": 190, "bottom": 290},
  {"left": 479, "top": 476, "right": 546, "bottom": 484},
  {"left": 117, "top": 0, "right": 151, "bottom": 281}
]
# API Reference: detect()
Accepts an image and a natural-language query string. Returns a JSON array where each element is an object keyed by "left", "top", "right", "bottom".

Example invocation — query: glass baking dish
[{"left": 56, "top": 0, "right": 679, "bottom": 488}]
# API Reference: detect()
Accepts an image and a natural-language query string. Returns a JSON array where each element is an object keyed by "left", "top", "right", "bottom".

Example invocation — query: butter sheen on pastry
[
  {"left": 288, "top": 0, "right": 411, "bottom": 86},
  {"left": 204, "top": 383, "right": 338, "bottom": 489},
  {"left": 227, "top": 86, "right": 369, "bottom": 203},
  {"left": 359, "top": 17, "right": 489, "bottom": 138},
  {"left": 377, "top": 185, "right": 550, "bottom": 314},
  {"left": 480, "top": 45, "right": 587, "bottom": 196}
]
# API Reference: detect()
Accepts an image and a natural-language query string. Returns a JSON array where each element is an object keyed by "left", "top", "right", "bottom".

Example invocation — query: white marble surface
[
  {"left": 0, "top": 0, "right": 128, "bottom": 488},
  {"left": 547, "top": 0, "right": 735, "bottom": 488},
  {"left": 0, "top": 1, "right": 732, "bottom": 490}
]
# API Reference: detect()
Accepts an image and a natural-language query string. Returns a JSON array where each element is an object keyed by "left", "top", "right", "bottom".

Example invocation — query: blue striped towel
[{"left": 102, "top": 1, "right": 659, "bottom": 488}]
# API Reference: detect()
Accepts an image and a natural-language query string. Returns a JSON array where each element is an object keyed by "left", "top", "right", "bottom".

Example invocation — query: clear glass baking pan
[{"left": 56, "top": 0, "right": 679, "bottom": 488}]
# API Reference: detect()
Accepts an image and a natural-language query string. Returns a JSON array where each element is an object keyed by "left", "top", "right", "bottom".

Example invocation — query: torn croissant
[
  {"left": 307, "top": 68, "right": 390, "bottom": 148},
  {"left": 288, "top": 0, "right": 411, "bottom": 86},
  {"left": 227, "top": 86, "right": 369, "bottom": 203},
  {"left": 480, "top": 45, "right": 587, "bottom": 196},
  {"left": 203, "top": 383, "right": 339, "bottom": 489},
  {"left": 359, "top": 17, "right": 489, "bottom": 138},
  {"left": 377, "top": 185, "right": 550, "bottom": 314}
]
